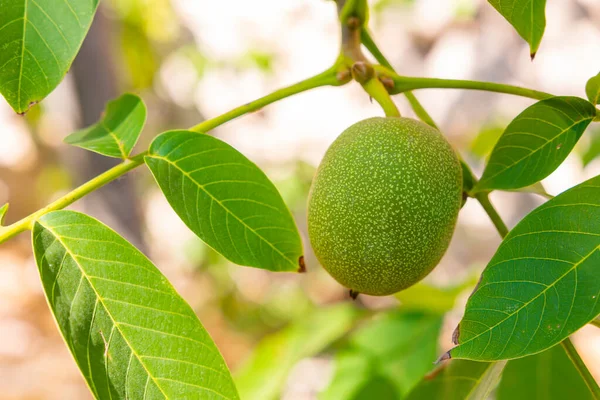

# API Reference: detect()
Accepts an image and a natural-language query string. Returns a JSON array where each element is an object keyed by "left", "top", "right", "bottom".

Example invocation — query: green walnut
[{"left": 307, "top": 117, "right": 462, "bottom": 296}]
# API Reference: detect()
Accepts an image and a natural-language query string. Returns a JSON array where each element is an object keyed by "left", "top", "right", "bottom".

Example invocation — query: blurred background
[{"left": 1, "top": 0, "right": 600, "bottom": 398}]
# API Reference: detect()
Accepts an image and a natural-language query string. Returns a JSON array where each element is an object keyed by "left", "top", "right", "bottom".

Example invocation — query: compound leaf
[
  {"left": 488, "top": 0, "right": 546, "bottom": 58},
  {"left": 64, "top": 93, "right": 146, "bottom": 158},
  {"left": 450, "top": 174, "right": 600, "bottom": 361},
  {"left": 33, "top": 210, "right": 239, "bottom": 400},
  {"left": 405, "top": 360, "right": 506, "bottom": 400},
  {"left": 474, "top": 97, "right": 596, "bottom": 193},
  {"left": 145, "top": 130, "right": 304, "bottom": 272},
  {"left": 586, "top": 72, "right": 600, "bottom": 105},
  {"left": 0, "top": 0, "right": 99, "bottom": 114},
  {"left": 497, "top": 343, "right": 594, "bottom": 400},
  {"left": 235, "top": 304, "right": 359, "bottom": 400}
]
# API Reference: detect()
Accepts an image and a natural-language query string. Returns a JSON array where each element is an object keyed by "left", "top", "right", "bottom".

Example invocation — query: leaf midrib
[
  {"left": 40, "top": 220, "right": 170, "bottom": 400},
  {"left": 456, "top": 243, "right": 599, "bottom": 355},
  {"left": 146, "top": 153, "right": 298, "bottom": 270},
  {"left": 17, "top": 0, "right": 29, "bottom": 111}
]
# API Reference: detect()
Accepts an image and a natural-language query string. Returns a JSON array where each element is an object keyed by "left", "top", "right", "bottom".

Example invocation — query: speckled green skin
[{"left": 307, "top": 117, "right": 462, "bottom": 296}]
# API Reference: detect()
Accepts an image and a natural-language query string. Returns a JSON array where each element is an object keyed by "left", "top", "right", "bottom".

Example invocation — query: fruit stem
[
  {"left": 0, "top": 67, "right": 349, "bottom": 245},
  {"left": 474, "top": 192, "right": 509, "bottom": 238},
  {"left": 361, "top": 76, "right": 401, "bottom": 117},
  {"left": 380, "top": 72, "right": 553, "bottom": 101},
  {"left": 561, "top": 338, "right": 600, "bottom": 399},
  {"left": 337, "top": 0, "right": 368, "bottom": 28},
  {"left": 361, "top": 29, "right": 437, "bottom": 128},
  {"left": 336, "top": 0, "right": 400, "bottom": 117}
]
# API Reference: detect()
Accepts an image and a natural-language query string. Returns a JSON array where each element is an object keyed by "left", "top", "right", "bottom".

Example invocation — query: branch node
[
  {"left": 380, "top": 76, "right": 395, "bottom": 91},
  {"left": 346, "top": 16, "right": 361, "bottom": 30},
  {"left": 336, "top": 69, "right": 352, "bottom": 84},
  {"left": 351, "top": 61, "right": 374, "bottom": 84}
]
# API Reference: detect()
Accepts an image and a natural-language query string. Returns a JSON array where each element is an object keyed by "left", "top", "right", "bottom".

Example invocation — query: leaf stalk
[
  {"left": 562, "top": 338, "right": 600, "bottom": 399},
  {"left": 474, "top": 192, "right": 509, "bottom": 238},
  {"left": 379, "top": 71, "right": 553, "bottom": 101}
]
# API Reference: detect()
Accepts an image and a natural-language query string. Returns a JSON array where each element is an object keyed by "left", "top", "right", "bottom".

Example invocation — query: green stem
[
  {"left": 337, "top": 0, "right": 368, "bottom": 26},
  {"left": 0, "top": 68, "right": 345, "bottom": 245},
  {"left": 562, "top": 338, "right": 600, "bottom": 399},
  {"left": 383, "top": 73, "right": 553, "bottom": 101},
  {"left": 475, "top": 192, "right": 509, "bottom": 238},
  {"left": 0, "top": 154, "right": 145, "bottom": 244},
  {"left": 361, "top": 29, "right": 438, "bottom": 128},
  {"left": 361, "top": 77, "right": 400, "bottom": 117},
  {"left": 190, "top": 67, "right": 342, "bottom": 133}
]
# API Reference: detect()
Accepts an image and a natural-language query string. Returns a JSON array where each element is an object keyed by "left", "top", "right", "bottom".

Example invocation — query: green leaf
[
  {"left": 32, "top": 210, "right": 239, "bottom": 399},
  {"left": 488, "top": 0, "right": 546, "bottom": 58},
  {"left": 469, "top": 124, "right": 504, "bottom": 159},
  {"left": 474, "top": 97, "right": 596, "bottom": 193},
  {"left": 64, "top": 93, "right": 146, "bottom": 158},
  {"left": 582, "top": 130, "right": 600, "bottom": 167},
  {"left": 461, "top": 160, "right": 476, "bottom": 200},
  {"left": 586, "top": 72, "right": 600, "bottom": 105},
  {"left": 449, "top": 174, "right": 600, "bottom": 361},
  {"left": 505, "top": 181, "right": 553, "bottom": 199},
  {"left": 0, "top": 0, "right": 99, "bottom": 114},
  {"left": 405, "top": 360, "right": 506, "bottom": 400},
  {"left": 0, "top": 203, "right": 8, "bottom": 225},
  {"left": 395, "top": 280, "right": 475, "bottom": 315},
  {"left": 497, "top": 343, "right": 594, "bottom": 400},
  {"left": 321, "top": 312, "right": 443, "bottom": 399},
  {"left": 235, "top": 304, "right": 359, "bottom": 400},
  {"left": 145, "top": 130, "right": 304, "bottom": 272}
]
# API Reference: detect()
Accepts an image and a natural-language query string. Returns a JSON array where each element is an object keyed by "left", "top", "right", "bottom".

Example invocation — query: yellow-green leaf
[
  {"left": 64, "top": 93, "right": 146, "bottom": 158},
  {"left": 33, "top": 210, "right": 239, "bottom": 399},
  {"left": 405, "top": 360, "right": 506, "bottom": 400},
  {"left": 586, "top": 72, "right": 600, "bottom": 105},
  {"left": 497, "top": 344, "right": 594, "bottom": 400},
  {"left": 235, "top": 304, "right": 359, "bottom": 400},
  {"left": 321, "top": 312, "right": 443, "bottom": 399}
]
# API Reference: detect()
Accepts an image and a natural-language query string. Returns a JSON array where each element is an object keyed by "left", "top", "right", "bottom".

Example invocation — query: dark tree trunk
[{"left": 70, "top": 10, "right": 145, "bottom": 251}]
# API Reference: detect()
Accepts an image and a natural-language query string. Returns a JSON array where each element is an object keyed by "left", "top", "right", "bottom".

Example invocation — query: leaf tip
[
  {"left": 349, "top": 289, "right": 360, "bottom": 300},
  {"left": 435, "top": 351, "right": 451, "bottom": 364},
  {"left": 298, "top": 256, "right": 306, "bottom": 273},
  {"left": 530, "top": 51, "right": 537, "bottom": 61},
  {"left": 16, "top": 101, "right": 39, "bottom": 115}
]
